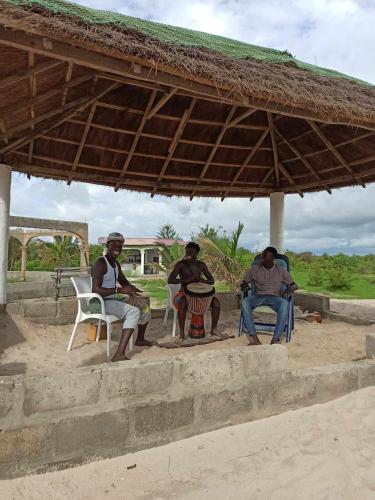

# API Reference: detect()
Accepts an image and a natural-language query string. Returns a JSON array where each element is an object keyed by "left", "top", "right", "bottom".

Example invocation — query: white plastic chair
[
  {"left": 163, "top": 284, "right": 209, "bottom": 337},
  {"left": 163, "top": 284, "right": 180, "bottom": 337},
  {"left": 67, "top": 276, "right": 134, "bottom": 357}
]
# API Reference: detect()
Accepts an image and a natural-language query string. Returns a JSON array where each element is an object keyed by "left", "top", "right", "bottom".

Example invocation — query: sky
[{"left": 9, "top": 0, "right": 375, "bottom": 254}]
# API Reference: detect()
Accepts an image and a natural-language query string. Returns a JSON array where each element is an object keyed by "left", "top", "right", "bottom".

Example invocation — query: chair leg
[
  {"left": 163, "top": 307, "right": 169, "bottom": 326},
  {"left": 67, "top": 319, "right": 80, "bottom": 351},
  {"left": 172, "top": 309, "right": 177, "bottom": 337},
  {"left": 238, "top": 315, "right": 244, "bottom": 337},
  {"left": 106, "top": 322, "right": 112, "bottom": 358},
  {"left": 96, "top": 320, "right": 102, "bottom": 342}
]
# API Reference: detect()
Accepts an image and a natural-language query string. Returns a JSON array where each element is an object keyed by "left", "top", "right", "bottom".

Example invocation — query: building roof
[
  {"left": 1, "top": 0, "right": 375, "bottom": 198},
  {"left": 98, "top": 237, "right": 186, "bottom": 247}
]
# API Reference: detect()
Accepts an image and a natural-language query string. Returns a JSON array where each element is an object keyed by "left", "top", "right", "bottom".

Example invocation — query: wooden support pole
[
  {"left": 267, "top": 112, "right": 280, "bottom": 187},
  {"left": 115, "top": 90, "right": 157, "bottom": 191},
  {"left": 307, "top": 119, "right": 366, "bottom": 188}
]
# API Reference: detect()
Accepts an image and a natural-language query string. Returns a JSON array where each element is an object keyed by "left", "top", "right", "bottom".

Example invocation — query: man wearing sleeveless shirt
[{"left": 92, "top": 232, "right": 152, "bottom": 362}]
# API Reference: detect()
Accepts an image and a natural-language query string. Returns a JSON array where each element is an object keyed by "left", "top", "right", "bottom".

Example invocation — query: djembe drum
[{"left": 184, "top": 283, "right": 215, "bottom": 339}]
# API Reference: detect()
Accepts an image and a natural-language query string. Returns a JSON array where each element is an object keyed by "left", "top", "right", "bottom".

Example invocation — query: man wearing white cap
[{"left": 92, "top": 232, "right": 152, "bottom": 361}]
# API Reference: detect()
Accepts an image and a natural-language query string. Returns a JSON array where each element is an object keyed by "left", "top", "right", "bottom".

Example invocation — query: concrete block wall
[
  {"left": 367, "top": 333, "right": 375, "bottom": 359},
  {"left": 1, "top": 344, "right": 375, "bottom": 479},
  {"left": 7, "top": 290, "right": 332, "bottom": 326}
]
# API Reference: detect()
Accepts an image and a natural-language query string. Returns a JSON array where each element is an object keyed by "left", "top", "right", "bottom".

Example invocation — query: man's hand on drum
[{"left": 118, "top": 284, "right": 141, "bottom": 295}]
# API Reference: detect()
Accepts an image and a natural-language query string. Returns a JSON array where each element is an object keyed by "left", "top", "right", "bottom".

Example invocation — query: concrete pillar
[
  {"left": 158, "top": 251, "right": 162, "bottom": 276},
  {"left": 269, "top": 192, "right": 285, "bottom": 254},
  {"left": 140, "top": 249, "right": 145, "bottom": 275},
  {"left": 80, "top": 243, "right": 89, "bottom": 268},
  {"left": 0, "top": 165, "right": 11, "bottom": 312},
  {"left": 21, "top": 244, "right": 27, "bottom": 282}
]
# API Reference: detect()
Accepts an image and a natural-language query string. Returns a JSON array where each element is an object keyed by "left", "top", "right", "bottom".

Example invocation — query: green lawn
[
  {"left": 292, "top": 269, "right": 375, "bottom": 299},
  {"left": 131, "top": 278, "right": 230, "bottom": 307}
]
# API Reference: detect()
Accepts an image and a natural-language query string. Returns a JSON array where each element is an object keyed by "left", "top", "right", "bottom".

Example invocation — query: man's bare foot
[
  {"left": 211, "top": 328, "right": 225, "bottom": 338},
  {"left": 111, "top": 353, "right": 130, "bottom": 362},
  {"left": 135, "top": 339, "right": 154, "bottom": 347},
  {"left": 247, "top": 335, "right": 262, "bottom": 346}
]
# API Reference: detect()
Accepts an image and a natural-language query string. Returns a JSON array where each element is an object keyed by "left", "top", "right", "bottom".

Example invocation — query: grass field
[
  {"left": 292, "top": 269, "right": 375, "bottom": 299},
  {"left": 131, "top": 278, "right": 230, "bottom": 307},
  {"left": 132, "top": 272, "right": 375, "bottom": 304}
]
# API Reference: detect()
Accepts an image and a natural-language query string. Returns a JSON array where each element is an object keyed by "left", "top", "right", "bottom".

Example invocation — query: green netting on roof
[{"left": 5, "top": 0, "right": 371, "bottom": 86}]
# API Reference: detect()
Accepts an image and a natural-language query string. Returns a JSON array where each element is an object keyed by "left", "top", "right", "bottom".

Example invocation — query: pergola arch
[{"left": 8, "top": 216, "right": 89, "bottom": 282}]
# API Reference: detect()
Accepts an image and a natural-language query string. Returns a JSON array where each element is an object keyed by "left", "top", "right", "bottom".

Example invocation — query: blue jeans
[{"left": 241, "top": 294, "right": 289, "bottom": 340}]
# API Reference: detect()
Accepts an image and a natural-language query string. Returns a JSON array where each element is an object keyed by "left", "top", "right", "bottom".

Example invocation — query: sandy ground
[
  {"left": 0, "top": 307, "right": 373, "bottom": 374},
  {"left": 3, "top": 387, "right": 375, "bottom": 500}
]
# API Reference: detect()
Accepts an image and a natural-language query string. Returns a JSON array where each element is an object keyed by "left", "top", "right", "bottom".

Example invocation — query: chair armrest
[
  {"left": 241, "top": 286, "right": 250, "bottom": 299},
  {"left": 77, "top": 292, "right": 106, "bottom": 315}
]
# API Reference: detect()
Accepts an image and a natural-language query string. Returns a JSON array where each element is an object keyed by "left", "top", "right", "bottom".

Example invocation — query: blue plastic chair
[{"left": 238, "top": 253, "right": 295, "bottom": 342}]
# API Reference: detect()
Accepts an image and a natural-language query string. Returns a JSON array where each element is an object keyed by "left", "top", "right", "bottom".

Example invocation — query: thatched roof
[{"left": 0, "top": 0, "right": 375, "bottom": 198}]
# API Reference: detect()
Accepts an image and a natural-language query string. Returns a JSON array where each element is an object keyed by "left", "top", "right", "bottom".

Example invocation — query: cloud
[{"left": 8, "top": 0, "right": 375, "bottom": 254}]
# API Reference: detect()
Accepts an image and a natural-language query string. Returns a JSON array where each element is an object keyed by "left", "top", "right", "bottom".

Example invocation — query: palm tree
[
  {"left": 197, "top": 222, "right": 249, "bottom": 290},
  {"left": 40, "top": 236, "right": 81, "bottom": 269}
]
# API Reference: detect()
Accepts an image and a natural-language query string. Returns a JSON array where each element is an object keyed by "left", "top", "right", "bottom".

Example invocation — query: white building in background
[{"left": 97, "top": 237, "right": 186, "bottom": 276}]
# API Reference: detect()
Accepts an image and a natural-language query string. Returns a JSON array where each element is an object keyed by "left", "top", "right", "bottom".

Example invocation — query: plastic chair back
[
  {"left": 71, "top": 276, "right": 92, "bottom": 314},
  {"left": 165, "top": 284, "right": 181, "bottom": 309}
]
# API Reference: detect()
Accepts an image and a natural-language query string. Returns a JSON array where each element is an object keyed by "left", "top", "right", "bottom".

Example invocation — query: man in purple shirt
[{"left": 241, "top": 247, "right": 297, "bottom": 345}]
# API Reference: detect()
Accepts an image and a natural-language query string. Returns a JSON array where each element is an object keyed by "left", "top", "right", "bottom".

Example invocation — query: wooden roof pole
[
  {"left": 27, "top": 52, "right": 36, "bottom": 166},
  {"left": 67, "top": 102, "right": 97, "bottom": 185},
  {"left": 281, "top": 130, "right": 374, "bottom": 165},
  {"left": 0, "top": 59, "right": 62, "bottom": 90},
  {"left": 274, "top": 127, "right": 332, "bottom": 194},
  {"left": 147, "top": 87, "right": 177, "bottom": 120},
  {"left": 189, "top": 106, "right": 239, "bottom": 199},
  {"left": 221, "top": 126, "right": 270, "bottom": 200},
  {"left": 150, "top": 98, "right": 196, "bottom": 197},
  {"left": 267, "top": 112, "right": 280, "bottom": 188},
  {"left": 0, "top": 73, "right": 94, "bottom": 122},
  {"left": 61, "top": 62, "right": 73, "bottom": 107},
  {"left": 278, "top": 162, "right": 304, "bottom": 197},
  {"left": 0, "top": 82, "right": 118, "bottom": 155},
  {"left": 114, "top": 89, "right": 157, "bottom": 191},
  {"left": 307, "top": 119, "right": 366, "bottom": 188}
]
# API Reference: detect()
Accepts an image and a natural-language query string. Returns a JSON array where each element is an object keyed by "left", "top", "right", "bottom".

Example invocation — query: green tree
[
  {"left": 40, "top": 236, "right": 81, "bottom": 269},
  {"left": 156, "top": 224, "right": 181, "bottom": 240},
  {"left": 8, "top": 236, "right": 21, "bottom": 270}
]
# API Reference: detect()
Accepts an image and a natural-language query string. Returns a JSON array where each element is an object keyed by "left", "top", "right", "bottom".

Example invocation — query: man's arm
[
  {"left": 282, "top": 269, "right": 298, "bottom": 294},
  {"left": 199, "top": 262, "right": 215, "bottom": 285},
  {"left": 168, "top": 262, "right": 183, "bottom": 284},
  {"left": 116, "top": 262, "right": 141, "bottom": 294},
  {"left": 240, "top": 267, "right": 254, "bottom": 290}
]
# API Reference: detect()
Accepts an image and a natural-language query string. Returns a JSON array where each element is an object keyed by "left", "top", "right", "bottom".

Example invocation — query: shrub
[
  {"left": 307, "top": 262, "right": 325, "bottom": 286},
  {"left": 325, "top": 266, "right": 352, "bottom": 290}
]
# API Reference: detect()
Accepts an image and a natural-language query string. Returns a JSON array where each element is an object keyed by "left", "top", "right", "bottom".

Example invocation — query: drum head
[{"left": 186, "top": 283, "right": 214, "bottom": 294}]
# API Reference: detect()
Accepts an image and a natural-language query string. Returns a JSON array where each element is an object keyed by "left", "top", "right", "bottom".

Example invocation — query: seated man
[
  {"left": 241, "top": 246, "right": 297, "bottom": 345},
  {"left": 168, "top": 242, "right": 221, "bottom": 339},
  {"left": 92, "top": 232, "right": 152, "bottom": 362}
]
